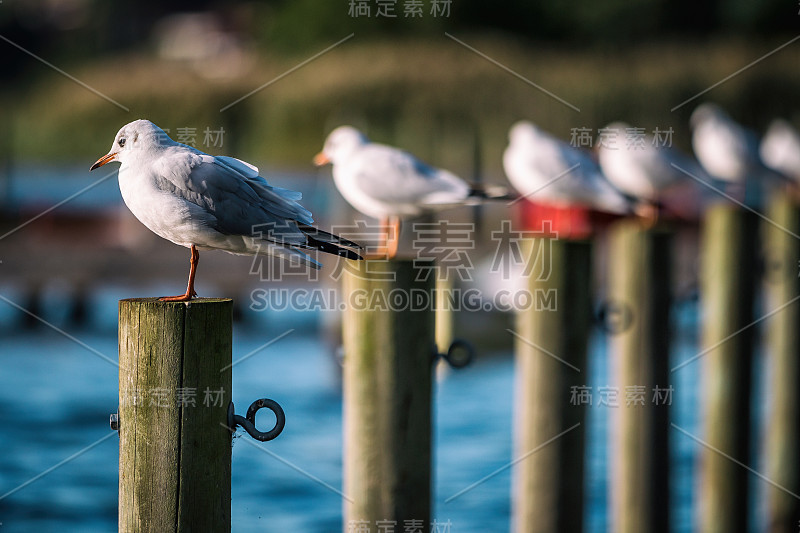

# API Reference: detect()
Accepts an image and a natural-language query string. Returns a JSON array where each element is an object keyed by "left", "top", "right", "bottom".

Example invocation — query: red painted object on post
[{"left": 518, "top": 199, "right": 621, "bottom": 240}]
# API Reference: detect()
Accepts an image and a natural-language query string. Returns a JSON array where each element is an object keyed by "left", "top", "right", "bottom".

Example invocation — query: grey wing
[
  {"left": 562, "top": 146, "right": 631, "bottom": 213},
  {"left": 721, "top": 120, "right": 761, "bottom": 167},
  {"left": 730, "top": 125, "right": 792, "bottom": 182},
  {"left": 530, "top": 136, "right": 593, "bottom": 188},
  {"left": 556, "top": 143, "right": 606, "bottom": 191},
  {"left": 661, "top": 148, "right": 713, "bottom": 186},
  {"left": 351, "top": 145, "right": 467, "bottom": 205},
  {"left": 154, "top": 150, "right": 312, "bottom": 245}
]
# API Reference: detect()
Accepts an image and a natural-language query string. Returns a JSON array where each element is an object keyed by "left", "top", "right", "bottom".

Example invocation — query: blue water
[
  {"left": 4, "top": 164, "right": 330, "bottom": 214},
  {"left": 0, "top": 298, "right": 707, "bottom": 532}
]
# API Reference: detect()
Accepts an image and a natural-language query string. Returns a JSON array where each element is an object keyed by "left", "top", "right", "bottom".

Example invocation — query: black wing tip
[
  {"left": 298, "top": 223, "right": 364, "bottom": 249},
  {"left": 307, "top": 236, "right": 364, "bottom": 260},
  {"left": 331, "top": 236, "right": 364, "bottom": 250},
  {"left": 341, "top": 249, "right": 365, "bottom": 261},
  {"left": 468, "top": 185, "right": 518, "bottom": 201}
]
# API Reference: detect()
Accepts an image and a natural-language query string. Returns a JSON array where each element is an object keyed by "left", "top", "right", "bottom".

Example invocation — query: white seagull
[
  {"left": 690, "top": 103, "right": 788, "bottom": 183},
  {"left": 760, "top": 119, "right": 800, "bottom": 183},
  {"left": 597, "top": 122, "right": 701, "bottom": 201},
  {"left": 596, "top": 122, "right": 713, "bottom": 221},
  {"left": 91, "top": 119, "right": 362, "bottom": 302},
  {"left": 502, "top": 121, "right": 631, "bottom": 214},
  {"left": 314, "top": 125, "right": 510, "bottom": 257}
]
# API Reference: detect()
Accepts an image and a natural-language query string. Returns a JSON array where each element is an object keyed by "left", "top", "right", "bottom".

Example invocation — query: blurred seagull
[
  {"left": 690, "top": 103, "right": 790, "bottom": 185},
  {"left": 314, "top": 125, "right": 511, "bottom": 258},
  {"left": 760, "top": 118, "right": 800, "bottom": 183},
  {"left": 502, "top": 121, "right": 631, "bottom": 214},
  {"left": 597, "top": 121, "right": 710, "bottom": 222},
  {"left": 91, "top": 119, "right": 362, "bottom": 302}
]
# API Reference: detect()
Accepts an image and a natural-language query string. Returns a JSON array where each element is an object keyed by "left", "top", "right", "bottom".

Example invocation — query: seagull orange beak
[
  {"left": 313, "top": 152, "right": 330, "bottom": 166},
  {"left": 90, "top": 152, "right": 118, "bottom": 171}
]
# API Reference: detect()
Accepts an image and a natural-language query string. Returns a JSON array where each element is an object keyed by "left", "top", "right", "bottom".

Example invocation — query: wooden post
[
  {"left": 699, "top": 205, "right": 758, "bottom": 533},
  {"left": 342, "top": 259, "right": 435, "bottom": 530},
  {"left": 607, "top": 221, "right": 671, "bottom": 533},
  {"left": 764, "top": 195, "right": 800, "bottom": 533},
  {"left": 118, "top": 298, "right": 233, "bottom": 533},
  {"left": 0, "top": 99, "right": 11, "bottom": 210},
  {"left": 513, "top": 237, "right": 591, "bottom": 533},
  {"left": 435, "top": 275, "right": 454, "bottom": 353}
]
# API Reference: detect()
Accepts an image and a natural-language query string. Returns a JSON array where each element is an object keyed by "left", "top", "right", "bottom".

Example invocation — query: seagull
[
  {"left": 314, "top": 125, "right": 511, "bottom": 258},
  {"left": 689, "top": 103, "right": 765, "bottom": 182},
  {"left": 91, "top": 119, "right": 362, "bottom": 302},
  {"left": 502, "top": 121, "right": 631, "bottom": 214},
  {"left": 596, "top": 121, "right": 711, "bottom": 222},
  {"left": 690, "top": 103, "right": 792, "bottom": 183},
  {"left": 760, "top": 119, "right": 800, "bottom": 183},
  {"left": 690, "top": 104, "right": 791, "bottom": 206},
  {"left": 597, "top": 122, "right": 694, "bottom": 201}
]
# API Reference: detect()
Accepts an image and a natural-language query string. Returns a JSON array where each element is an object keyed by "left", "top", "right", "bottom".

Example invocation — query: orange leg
[
  {"left": 369, "top": 216, "right": 401, "bottom": 259},
  {"left": 633, "top": 201, "right": 659, "bottom": 230},
  {"left": 386, "top": 216, "right": 400, "bottom": 259},
  {"left": 378, "top": 216, "right": 388, "bottom": 257},
  {"left": 371, "top": 216, "right": 391, "bottom": 259},
  {"left": 643, "top": 203, "right": 658, "bottom": 229},
  {"left": 160, "top": 245, "right": 199, "bottom": 302}
]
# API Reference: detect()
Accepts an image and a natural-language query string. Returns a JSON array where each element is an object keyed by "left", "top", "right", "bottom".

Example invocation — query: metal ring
[
  {"left": 596, "top": 299, "right": 634, "bottom": 335},
  {"left": 434, "top": 339, "right": 475, "bottom": 369},
  {"left": 228, "top": 398, "right": 285, "bottom": 442}
]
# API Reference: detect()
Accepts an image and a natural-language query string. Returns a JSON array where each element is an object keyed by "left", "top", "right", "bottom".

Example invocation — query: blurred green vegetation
[
  {"left": 5, "top": 35, "right": 800, "bottom": 178},
  {"left": 1, "top": 0, "right": 794, "bottom": 62},
  {"left": 0, "top": 1, "right": 799, "bottom": 179}
]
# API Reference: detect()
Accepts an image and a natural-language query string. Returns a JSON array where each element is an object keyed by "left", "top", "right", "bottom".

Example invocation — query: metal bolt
[{"left": 110, "top": 413, "right": 119, "bottom": 431}]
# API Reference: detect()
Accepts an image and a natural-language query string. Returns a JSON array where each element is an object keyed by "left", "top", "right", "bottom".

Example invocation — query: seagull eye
[{"left": 118, "top": 138, "right": 126, "bottom": 148}]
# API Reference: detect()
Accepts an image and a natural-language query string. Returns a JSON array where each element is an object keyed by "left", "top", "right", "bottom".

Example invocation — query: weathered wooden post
[
  {"left": 698, "top": 205, "right": 758, "bottom": 533},
  {"left": 763, "top": 194, "right": 800, "bottom": 533},
  {"left": 513, "top": 236, "right": 591, "bottom": 533},
  {"left": 607, "top": 221, "right": 671, "bottom": 533},
  {"left": 118, "top": 298, "right": 233, "bottom": 533},
  {"left": 342, "top": 259, "right": 435, "bottom": 530}
]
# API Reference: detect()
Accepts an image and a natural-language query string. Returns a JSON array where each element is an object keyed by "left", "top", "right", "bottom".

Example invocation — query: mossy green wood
[
  {"left": 607, "top": 221, "right": 671, "bottom": 533},
  {"left": 342, "top": 259, "right": 435, "bottom": 530},
  {"left": 699, "top": 206, "right": 758, "bottom": 533},
  {"left": 763, "top": 195, "right": 800, "bottom": 533},
  {"left": 118, "top": 298, "right": 233, "bottom": 533},
  {"left": 513, "top": 238, "right": 590, "bottom": 533}
]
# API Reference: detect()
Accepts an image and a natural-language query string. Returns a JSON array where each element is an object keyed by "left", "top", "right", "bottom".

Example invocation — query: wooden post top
[{"left": 119, "top": 297, "right": 233, "bottom": 304}]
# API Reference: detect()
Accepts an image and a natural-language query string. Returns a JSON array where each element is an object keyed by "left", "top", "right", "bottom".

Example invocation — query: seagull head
[
  {"left": 313, "top": 126, "right": 369, "bottom": 166},
  {"left": 595, "top": 122, "right": 629, "bottom": 153},
  {"left": 508, "top": 120, "right": 541, "bottom": 146},
  {"left": 90, "top": 119, "right": 173, "bottom": 171},
  {"left": 689, "top": 103, "right": 726, "bottom": 131}
]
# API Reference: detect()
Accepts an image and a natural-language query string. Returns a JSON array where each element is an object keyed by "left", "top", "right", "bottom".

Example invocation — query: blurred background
[{"left": 0, "top": 1, "right": 798, "bottom": 532}]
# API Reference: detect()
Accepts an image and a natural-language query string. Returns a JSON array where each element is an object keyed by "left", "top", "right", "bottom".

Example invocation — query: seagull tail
[
  {"left": 297, "top": 223, "right": 364, "bottom": 249},
  {"left": 602, "top": 193, "right": 637, "bottom": 216},
  {"left": 305, "top": 236, "right": 364, "bottom": 261},
  {"left": 467, "top": 184, "right": 518, "bottom": 203},
  {"left": 250, "top": 239, "right": 324, "bottom": 270}
]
